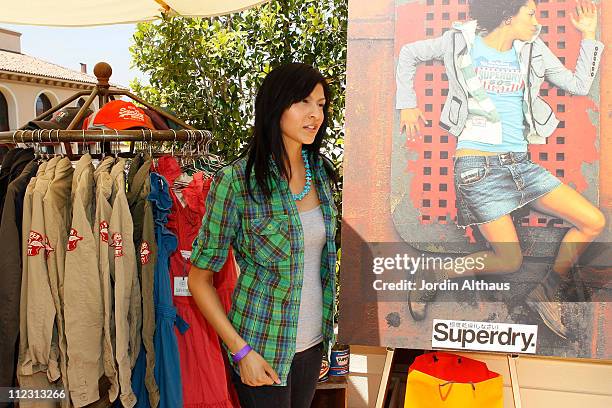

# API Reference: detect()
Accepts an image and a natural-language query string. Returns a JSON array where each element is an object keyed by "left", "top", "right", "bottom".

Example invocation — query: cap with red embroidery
[
  {"left": 26, "top": 106, "right": 92, "bottom": 130},
  {"left": 83, "top": 100, "right": 155, "bottom": 130}
]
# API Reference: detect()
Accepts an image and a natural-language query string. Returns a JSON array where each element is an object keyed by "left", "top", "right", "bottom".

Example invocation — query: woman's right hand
[
  {"left": 238, "top": 349, "right": 281, "bottom": 386},
  {"left": 400, "top": 108, "right": 426, "bottom": 142},
  {"left": 188, "top": 266, "right": 280, "bottom": 386}
]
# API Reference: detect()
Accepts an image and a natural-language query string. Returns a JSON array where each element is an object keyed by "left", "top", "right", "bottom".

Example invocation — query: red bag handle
[{"left": 409, "top": 352, "right": 499, "bottom": 383}]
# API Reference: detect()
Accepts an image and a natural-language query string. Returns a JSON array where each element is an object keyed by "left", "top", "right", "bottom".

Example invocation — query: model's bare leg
[
  {"left": 531, "top": 184, "right": 606, "bottom": 276},
  {"left": 521, "top": 185, "right": 605, "bottom": 339},
  {"left": 450, "top": 215, "right": 522, "bottom": 277},
  {"left": 409, "top": 215, "right": 522, "bottom": 320}
]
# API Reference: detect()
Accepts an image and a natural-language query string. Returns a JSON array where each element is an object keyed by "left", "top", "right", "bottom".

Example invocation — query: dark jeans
[{"left": 231, "top": 342, "right": 323, "bottom": 408}]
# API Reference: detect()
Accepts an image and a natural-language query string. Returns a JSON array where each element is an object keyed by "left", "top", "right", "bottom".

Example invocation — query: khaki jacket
[
  {"left": 127, "top": 155, "right": 159, "bottom": 407},
  {"left": 109, "top": 159, "right": 139, "bottom": 408},
  {"left": 23, "top": 156, "right": 60, "bottom": 381},
  {"left": 43, "top": 157, "right": 74, "bottom": 408},
  {"left": 64, "top": 154, "right": 104, "bottom": 407},
  {"left": 94, "top": 156, "right": 119, "bottom": 403}
]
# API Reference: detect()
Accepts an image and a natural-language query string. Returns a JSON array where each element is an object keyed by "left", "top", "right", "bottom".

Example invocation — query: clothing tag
[
  {"left": 460, "top": 117, "right": 502, "bottom": 144},
  {"left": 180, "top": 250, "right": 192, "bottom": 260},
  {"left": 174, "top": 277, "right": 192, "bottom": 297},
  {"left": 175, "top": 191, "right": 187, "bottom": 208},
  {"left": 471, "top": 116, "right": 487, "bottom": 128}
]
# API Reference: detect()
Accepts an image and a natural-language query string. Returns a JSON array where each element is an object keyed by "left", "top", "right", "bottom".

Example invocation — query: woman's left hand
[{"left": 570, "top": 0, "right": 598, "bottom": 39}]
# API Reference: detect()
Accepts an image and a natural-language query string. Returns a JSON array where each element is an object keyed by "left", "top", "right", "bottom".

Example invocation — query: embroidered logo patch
[
  {"left": 110, "top": 232, "right": 123, "bottom": 258},
  {"left": 99, "top": 221, "right": 109, "bottom": 243},
  {"left": 27, "top": 231, "right": 44, "bottom": 256},
  {"left": 140, "top": 241, "right": 151, "bottom": 265},
  {"left": 67, "top": 228, "right": 83, "bottom": 251},
  {"left": 118, "top": 106, "right": 145, "bottom": 122}
]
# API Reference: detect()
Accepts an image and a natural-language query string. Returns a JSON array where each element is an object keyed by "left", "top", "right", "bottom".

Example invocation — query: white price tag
[
  {"left": 174, "top": 277, "right": 192, "bottom": 297},
  {"left": 180, "top": 250, "right": 192, "bottom": 260},
  {"left": 470, "top": 115, "right": 487, "bottom": 128}
]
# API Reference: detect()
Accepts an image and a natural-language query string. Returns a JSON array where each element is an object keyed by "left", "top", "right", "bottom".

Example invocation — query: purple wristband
[{"left": 232, "top": 344, "right": 252, "bottom": 362}]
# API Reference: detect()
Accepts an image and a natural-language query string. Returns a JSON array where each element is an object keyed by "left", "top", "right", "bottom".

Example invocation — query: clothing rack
[{"left": 0, "top": 61, "right": 210, "bottom": 156}]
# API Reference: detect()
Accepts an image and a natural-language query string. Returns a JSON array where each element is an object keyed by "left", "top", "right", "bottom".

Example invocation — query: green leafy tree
[
  {"left": 130, "top": 0, "right": 346, "bottom": 174},
  {"left": 131, "top": 1, "right": 347, "bottom": 319}
]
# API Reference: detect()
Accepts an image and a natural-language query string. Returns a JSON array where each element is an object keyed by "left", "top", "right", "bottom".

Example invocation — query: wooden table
[{"left": 312, "top": 375, "right": 348, "bottom": 408}]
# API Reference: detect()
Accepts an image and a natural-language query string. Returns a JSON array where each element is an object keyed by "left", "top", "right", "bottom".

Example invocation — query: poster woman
[{"left": 396, "top": 0, "right": 605, "bottom": 338}]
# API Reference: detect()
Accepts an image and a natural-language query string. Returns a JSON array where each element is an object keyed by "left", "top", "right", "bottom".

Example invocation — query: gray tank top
[{"left": 295, "top": 205, "right": 326, "bottom": 352}]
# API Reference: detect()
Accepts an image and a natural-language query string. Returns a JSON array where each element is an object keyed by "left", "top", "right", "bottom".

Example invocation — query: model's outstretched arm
[{"left": 543, "top": 0, "right": 603, "bottom": 95}]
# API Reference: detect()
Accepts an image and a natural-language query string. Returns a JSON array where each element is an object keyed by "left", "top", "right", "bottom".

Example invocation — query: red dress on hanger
[{"left": 157, "top": 156, "right": 238, "bottom": 408}]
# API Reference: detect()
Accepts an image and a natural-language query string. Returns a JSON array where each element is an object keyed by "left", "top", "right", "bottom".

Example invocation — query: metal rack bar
[{"left": 0, "top": 129, "right": 211, "bottom": 143}]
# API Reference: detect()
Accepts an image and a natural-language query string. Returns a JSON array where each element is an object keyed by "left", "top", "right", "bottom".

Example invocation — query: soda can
[
  {"left": 319, "top": 358, "right": 329, "bottom": 382},
  {"left": 330, "top": 345, "right": 350, "bottom": 376}
]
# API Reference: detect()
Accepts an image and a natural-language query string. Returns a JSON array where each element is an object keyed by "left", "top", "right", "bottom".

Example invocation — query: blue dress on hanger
[{"left": 149, "top": 172, "right": 188, "bottom": 408}]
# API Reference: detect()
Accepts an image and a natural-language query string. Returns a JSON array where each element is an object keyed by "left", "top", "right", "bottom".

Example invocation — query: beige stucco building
[{"left": 0, "top": 27, "right": 100, "bottom": 131}]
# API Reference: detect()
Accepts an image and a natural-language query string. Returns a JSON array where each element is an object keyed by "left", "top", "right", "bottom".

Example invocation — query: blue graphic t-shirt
[{"left": 457, "top": 35, "right": 527, "bottom": 152}]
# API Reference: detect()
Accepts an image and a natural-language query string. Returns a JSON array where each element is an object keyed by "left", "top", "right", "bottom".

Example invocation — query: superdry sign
[{"left": 432, "top": 319, "right": 538, "bottom": 354}]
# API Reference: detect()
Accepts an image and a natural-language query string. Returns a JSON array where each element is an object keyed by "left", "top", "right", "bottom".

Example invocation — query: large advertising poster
[{"left": 339, "top": 0, "right": 611, "bottom": 359}]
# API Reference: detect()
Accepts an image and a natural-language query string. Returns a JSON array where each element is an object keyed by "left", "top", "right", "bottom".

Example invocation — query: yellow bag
[{"left": 404, "top": 352, "right": 503, "bottom": 408}]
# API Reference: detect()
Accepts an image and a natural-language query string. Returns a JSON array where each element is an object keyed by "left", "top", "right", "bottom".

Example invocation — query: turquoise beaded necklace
[{"left": 292, "top": 149, "right": 312, "bottom": 201}]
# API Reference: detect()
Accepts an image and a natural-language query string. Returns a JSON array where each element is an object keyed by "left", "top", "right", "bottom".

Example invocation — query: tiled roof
[{"left": 0, "top": 49, "right": 98, "bottom": 84}]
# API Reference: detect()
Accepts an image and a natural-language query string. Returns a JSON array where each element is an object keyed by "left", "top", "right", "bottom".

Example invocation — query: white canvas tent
[{"left": 0, "top": 0, "right": 269, "bottom": 26}]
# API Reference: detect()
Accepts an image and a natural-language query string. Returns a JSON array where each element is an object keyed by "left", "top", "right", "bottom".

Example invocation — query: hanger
[
  {"left": 196, "top": 130, "right": 219, "bottom": 175},
  {"left": 34, "top": 130, "right": 43, "bottom": 159},
  {"left": 11, "top": 130, "right": 20, "bottom": 153},
  {"left": 148, "top": 129, "right": 156, "bottom": 168},
  {"left": 170, "top": 129, "right": 177, "bottom": 158},
  {"left": 113, "top": 129, "right": 120, "bottom": 159},
  {"left": 17, "top": 130, "right": 34, "bottom": 161},
  {"left": 178, "top": 130, "right": 214, "bottom": 176},
  {"left": 26, "top": 131, "right": 41, "bottom": 163},
  {"left": 99, "top": 129, "right": 106, "bottom": 159},
  {"left": 82, "top": 130, "right": 90, "bottom": 155},
  {"left": 139, "top": 129, "right": 147, "bottom": 159},
  {"left": 41, "top": 130, "right": 50, "bottom": 158},
  {"left": 19, "top": 130, "right": 35, "bottom": 160},
  {"left": 53, "top": 130, "right": 65, "bottom": 158},
  {"left": 202, "top": 131, "right": 223, "bottom": 174},
  {"left": 179, "top": 130, "right": 199, "bottom": 175},
  {"left": 34, "top": 130, "right": 45, "bottom": 161}
]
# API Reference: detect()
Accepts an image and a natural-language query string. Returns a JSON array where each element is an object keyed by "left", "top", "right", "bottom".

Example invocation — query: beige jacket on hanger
[
  {"left": 94, "top": 156, "right": 119, "bottom": 403},
  {"left": 127, "top": 155, "right": 160, "bottom": 408},
  {"left": 43, "top": 156, "right": 74, "bottom": 408},
  {"left": 109, "top": 158, "right": 139, "bottom": 408},
  {"left": 18, "top": 161, "right": 63, "bottom": 408},
  {"left": 22, "top": 156, "right": 60, "bottom": 381},
  {"left": 18, "top": 161, "right": 43, "bottom": 381},
  {"left": 64, "top": 154, "right": 104, "bottom": 407}
]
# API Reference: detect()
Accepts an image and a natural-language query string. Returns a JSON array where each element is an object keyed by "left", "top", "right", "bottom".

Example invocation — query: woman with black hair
[
  {"left": 396, "top": 0, "right": 605, "bottom": 338},
  {"left": 188, "top": 63, "right": 338, "bottom": 407}
]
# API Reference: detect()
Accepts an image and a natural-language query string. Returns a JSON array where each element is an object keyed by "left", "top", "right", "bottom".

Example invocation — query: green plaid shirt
[{"left": 190, "top": 153, "right": 338, "bottom": 385}]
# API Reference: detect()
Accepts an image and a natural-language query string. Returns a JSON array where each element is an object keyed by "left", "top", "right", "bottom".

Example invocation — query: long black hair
[
  {"left": 470, "top": 0, "right": 538, "bottom": 33},
  {"left": 245, "top": 62, "right": 337, "bottom": 200}
]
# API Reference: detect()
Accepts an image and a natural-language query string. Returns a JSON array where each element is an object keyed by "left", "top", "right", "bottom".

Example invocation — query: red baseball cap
[{"left": 83, "top": 100, "right": 155, "bottom": 130}]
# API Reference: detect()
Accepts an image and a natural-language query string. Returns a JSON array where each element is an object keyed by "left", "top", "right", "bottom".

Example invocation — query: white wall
[
  {"left": 0, "top": 78, "right": 96, "bottom": 129},
  {"left": 348, "top": 346, "right": 612, "bottom": 408}
]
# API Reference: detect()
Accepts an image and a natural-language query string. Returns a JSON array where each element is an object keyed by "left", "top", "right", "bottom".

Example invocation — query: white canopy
[{"left": 0, "top": 0, "right": 269, "bottom": 27}]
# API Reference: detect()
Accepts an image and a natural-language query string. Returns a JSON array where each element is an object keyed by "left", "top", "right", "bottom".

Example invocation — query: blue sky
[{"left": 2, "top": 23, "right": 148, "bottom": 88}]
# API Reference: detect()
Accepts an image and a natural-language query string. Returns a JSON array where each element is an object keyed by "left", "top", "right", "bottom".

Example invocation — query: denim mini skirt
[{"left": 454, "top": 152, "right": 561, "bottom": 227}]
